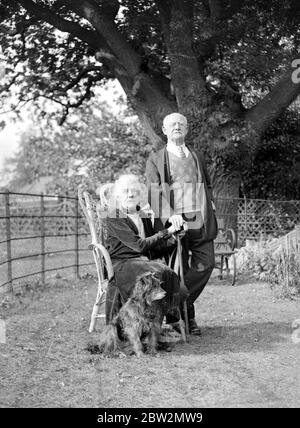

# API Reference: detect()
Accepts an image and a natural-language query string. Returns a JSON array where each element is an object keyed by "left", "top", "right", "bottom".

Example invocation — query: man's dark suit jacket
[{"left": 146, "top": 146, "right": 218, "bottom": 242}]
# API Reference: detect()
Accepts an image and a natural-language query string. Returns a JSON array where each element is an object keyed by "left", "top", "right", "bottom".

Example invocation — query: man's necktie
[{"left": 178, "top": 145, "right": 186, "bottom": 159}]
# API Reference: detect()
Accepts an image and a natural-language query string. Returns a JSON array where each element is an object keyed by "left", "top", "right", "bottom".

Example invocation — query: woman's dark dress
[{"left": 104, "top": 210, "right": 180, "bottom": 322}]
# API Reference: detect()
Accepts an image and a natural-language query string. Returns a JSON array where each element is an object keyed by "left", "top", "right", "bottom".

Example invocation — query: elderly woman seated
[{"left": 104, "top": 174, "right": 183, "bottom": 331}]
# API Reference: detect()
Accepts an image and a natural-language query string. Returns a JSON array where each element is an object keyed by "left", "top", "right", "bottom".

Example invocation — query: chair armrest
[{"left": 91, "top": 242, "right": 114, "bottom": 281}]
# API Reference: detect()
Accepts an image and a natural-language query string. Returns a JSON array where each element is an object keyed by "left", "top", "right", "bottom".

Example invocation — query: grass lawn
[{"left": 0, "top": 271, "right": 299, "bottom": 408}]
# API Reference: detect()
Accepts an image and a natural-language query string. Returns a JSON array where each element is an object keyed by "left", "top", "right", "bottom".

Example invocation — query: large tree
[{"left": 0, "top": 0, "right": 300, "bottom": 205}]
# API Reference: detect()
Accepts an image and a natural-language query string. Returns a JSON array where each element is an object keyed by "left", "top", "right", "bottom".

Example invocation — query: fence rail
[
  {"left": 0, "top": 190, "right": 93, "bottom": 293},
  {"left": 0, "top": 190, "right": 299, "bottom": 292}
]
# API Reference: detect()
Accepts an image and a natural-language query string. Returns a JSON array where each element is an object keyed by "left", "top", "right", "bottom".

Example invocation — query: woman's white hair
[
  {"left": 114, "top": 174, "right": 142, "bottom": 196},
  {"left": 108, "top": 174, "right": 147, "bottom": 210}
]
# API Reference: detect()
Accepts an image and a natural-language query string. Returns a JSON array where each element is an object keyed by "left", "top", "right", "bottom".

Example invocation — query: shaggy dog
[{"left": 98, "top": 272, "right": 166, "bottom": 357}]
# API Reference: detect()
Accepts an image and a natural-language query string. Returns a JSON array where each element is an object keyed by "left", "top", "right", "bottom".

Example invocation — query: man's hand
[
  {"left": 167, "top": 220, "right": 188, "bottom": 237},
  {"left": 167, "top": 224, "right": 178, "bottom": 235},
  {"left": 168, "top": 214, "right": 184, "bottom": 230}
]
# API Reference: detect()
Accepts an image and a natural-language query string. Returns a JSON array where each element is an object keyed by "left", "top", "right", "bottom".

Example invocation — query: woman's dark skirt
[{"left": 105, "top": 256, "right": 180, "bottom": 323}]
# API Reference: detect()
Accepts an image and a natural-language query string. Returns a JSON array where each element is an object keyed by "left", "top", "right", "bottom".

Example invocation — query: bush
[{"left": 236, "top": 238, "right": 300, "bottom": 298}]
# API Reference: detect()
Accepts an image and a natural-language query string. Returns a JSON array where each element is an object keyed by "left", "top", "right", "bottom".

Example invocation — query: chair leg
[
  {"left": 88, "top": 288, "right": 105, "bottom": 333},
  {"left": 89, "top": 303, "right": 100, "bottom": 333}
]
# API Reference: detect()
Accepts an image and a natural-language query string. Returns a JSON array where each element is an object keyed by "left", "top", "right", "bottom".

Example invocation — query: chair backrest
[
  {"left": 78, "top": 187, "right": 114, "bottom": 331},
  {"left": 215, "top": 217, "right": 237, "bottom": 251},
  {"left": 98, "top": 182, "right": 114, "bottom": 212},
  {"left": 78, "top": 187, "right": 101, "bottom": 244},
  {"left": 78, "top": 186, "right": 114, "bottom": 282},
  {"left": 78, "top": 186, "right": 113, "bottom": 246}
]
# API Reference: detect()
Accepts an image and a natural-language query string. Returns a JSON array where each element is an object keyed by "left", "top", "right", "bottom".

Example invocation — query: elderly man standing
[{"left": 146, "top": 112, "right": 218, "bottom": 335}]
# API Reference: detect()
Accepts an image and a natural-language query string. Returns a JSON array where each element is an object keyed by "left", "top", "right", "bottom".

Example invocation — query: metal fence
[
  {"left": 1, "top": 190, "right": 300, "bottom": 293},
  {"left": 0, "top": 191, "right": 93, "bottom": 293},
  {"left": 216, "top": 197, "right": 300, "bottom": 244}
]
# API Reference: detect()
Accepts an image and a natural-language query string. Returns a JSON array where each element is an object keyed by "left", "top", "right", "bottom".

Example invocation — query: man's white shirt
[{"left": 166, "top": 142, "right": 190, "bottom": 158}]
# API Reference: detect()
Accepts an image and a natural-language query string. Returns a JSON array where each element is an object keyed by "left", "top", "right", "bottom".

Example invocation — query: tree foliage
[
  {"left": 4, "top": 98, "right": 151, "bottom": 194},
  {"left": 241, "top": 109, "right": 300, "bottom": 200},
  {"left": 0, "top": 0, "right": 300, "bottom": 200}
]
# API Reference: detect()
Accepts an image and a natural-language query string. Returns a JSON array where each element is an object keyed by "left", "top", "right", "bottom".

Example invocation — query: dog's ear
[
  {"left": 145, "top": 274, "right": 163, "bottom": 305},
  {"left": 142, "top": 274, "right": 153, "bottom": 295},
  {"left": 132, "top": 278, "right": 144, "bottom": 300},
  {"left": 145, "top": 284, "right": 155, "bottom": 305},
  {"left": 132, "top": 272, "right": 151, "bottom": 300}
]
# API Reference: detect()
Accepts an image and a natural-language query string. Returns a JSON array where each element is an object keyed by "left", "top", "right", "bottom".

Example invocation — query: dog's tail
[{"left": 98, "top": 322, "right": 119, "bottom": 354}]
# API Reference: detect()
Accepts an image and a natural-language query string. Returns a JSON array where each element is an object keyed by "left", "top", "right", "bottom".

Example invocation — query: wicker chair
[{"left": 78, "top": 186, "right": 114, "bottom": 333}]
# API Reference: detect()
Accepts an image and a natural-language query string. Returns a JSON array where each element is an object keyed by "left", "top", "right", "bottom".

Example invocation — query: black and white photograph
[{"left": 0, "top": 0, "right": 299, "bottom": 411}]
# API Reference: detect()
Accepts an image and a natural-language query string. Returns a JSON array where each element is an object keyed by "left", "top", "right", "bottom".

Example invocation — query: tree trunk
[{"left": 212, "top": 171, "right": 241, "bottom": 233}]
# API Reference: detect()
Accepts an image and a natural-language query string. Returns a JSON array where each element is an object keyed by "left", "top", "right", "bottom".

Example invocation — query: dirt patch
[{"left": 0, "top": 274, "right": 299, "bottom": 408}]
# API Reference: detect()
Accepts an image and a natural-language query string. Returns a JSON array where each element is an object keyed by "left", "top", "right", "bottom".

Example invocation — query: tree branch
[
  {"left": 63, "top": 0, "right": 176, "bottom": 144},
  {"left": 54, "top": 65, "right": 110, "bottom": 93},
  {"left": 244, "top": 65, "right": 300, "bottom": 136},
  {"left": 58, "top": 77, "right": 94, "bottom": 125},
  {"left": 65, "top": 0, "right": 141, "bottom": 78},
  {"left": 0, "top": 72, "right": 22, "bottom": 93},
  {"left": 157, "top": 0, "right": 211, "bottom": 112},
  {"left": 12, "top": 0, "right": 123, "bottom": 93},
  {"left": 15, "top": 0, "right": 109, "bottom": 53},
  {"left": 68, "top": 77, "right": 94, "bottom": 109},
  {"left": 10, "top": 0, "right": 175, "bottom": 144}
]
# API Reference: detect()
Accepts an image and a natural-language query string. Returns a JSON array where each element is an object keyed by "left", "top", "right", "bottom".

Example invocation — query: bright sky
[{"left": 0, "top": 122, "right": 22, "bottom": 182}]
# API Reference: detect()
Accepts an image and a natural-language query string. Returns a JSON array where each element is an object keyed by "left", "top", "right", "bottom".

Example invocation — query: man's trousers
[{"left": 181, "top": 227, "right": 215, "bottom": 320}]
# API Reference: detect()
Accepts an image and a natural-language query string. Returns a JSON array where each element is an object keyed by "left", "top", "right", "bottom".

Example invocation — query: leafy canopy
[
  {"left": 0, "top": 0, "right": 299, "bottom": 123},
  {"left": 3, "top": 95, "right": 151, "bottom": 194}
]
